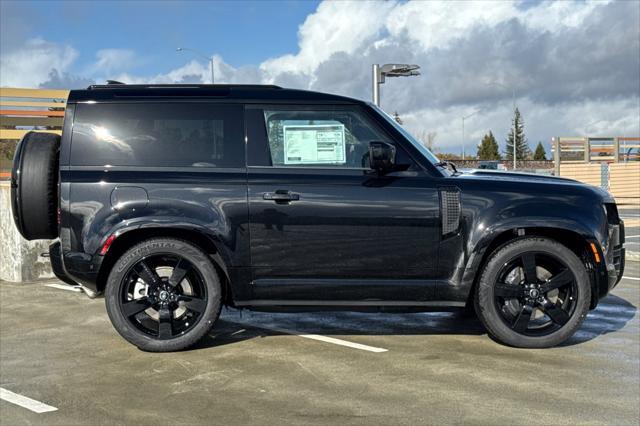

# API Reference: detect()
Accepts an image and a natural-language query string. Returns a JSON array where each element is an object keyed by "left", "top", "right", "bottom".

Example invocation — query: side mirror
[{"left": 369, "top": 141, "right": 396, "bottom": 173}]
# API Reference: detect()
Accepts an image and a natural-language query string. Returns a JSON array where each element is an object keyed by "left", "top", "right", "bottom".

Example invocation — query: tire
[
  {"left": 475, "top": 237, "right": 590, "bottom": 348},
  {"left": 11, "top": 131, "right": 60, "bottom": 240},
  {"left": 105, "top": 238, "right": 222, "bottom": 352}
]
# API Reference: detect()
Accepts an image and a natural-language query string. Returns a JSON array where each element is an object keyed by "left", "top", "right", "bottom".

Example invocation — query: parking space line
[
  {"left": 229, "top": 321, "right": 388, "bottom": 353},
  {"left": 0, "top": 387, "right": 58, "bottom": 413},
  {"left": 44, "top": 283, "right": 82, "bottom": 292},
  {"left": 623, "top": 276, "right": 640, "bottom": 281}
]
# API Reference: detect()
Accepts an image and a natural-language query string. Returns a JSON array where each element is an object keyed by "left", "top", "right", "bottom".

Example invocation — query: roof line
[{"left": 87, "top": 84, "right": 282, "bottom": 90}]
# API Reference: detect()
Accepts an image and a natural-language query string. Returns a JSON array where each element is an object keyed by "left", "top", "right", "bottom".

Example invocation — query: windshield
[{"left": 370, "top": 103, "right": 440, "bottom": 165}]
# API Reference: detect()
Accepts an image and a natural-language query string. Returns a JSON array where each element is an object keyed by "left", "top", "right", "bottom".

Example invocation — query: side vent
[{"left": 439, "top": 187, "right": 461, "bottom": 236}]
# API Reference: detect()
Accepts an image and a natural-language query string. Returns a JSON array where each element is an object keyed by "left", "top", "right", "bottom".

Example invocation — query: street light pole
[
  {"left": 371, "top": 63, "right": 420, "bottom": 107},
  {"left": 372, "top": 64, "right": 380, "bottom": 106},
  {"left": 176, "top": 47, "right": 215, "bottom": 84},
  {"left": 487, "top": 81, "right": 517, "bottom": 169},
  {"left": 511, "top": 90, "right": 516, "bottom": 170},
  {"left": 461, "top": 110, "right": 480, "bottom": 160}
]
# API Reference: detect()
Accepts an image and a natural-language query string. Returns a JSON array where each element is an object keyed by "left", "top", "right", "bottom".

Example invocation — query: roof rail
[{"left": 86, "top": 83, "right": 282, "bottom": 90}]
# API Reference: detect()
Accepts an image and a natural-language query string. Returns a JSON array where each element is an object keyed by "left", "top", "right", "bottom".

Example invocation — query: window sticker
[{"left": 283, "top": 124, "right": 346, "bottom": 165}]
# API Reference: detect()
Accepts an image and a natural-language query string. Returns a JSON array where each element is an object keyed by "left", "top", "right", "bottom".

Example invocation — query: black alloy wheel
[
  {"left": 493, "top": 252, "right": 577, "bottom": 337},
  {"left": 106, "top": 238, "right": 221, "bottom": 352},
  {"left": 476, "top": 237, "right": 590, "bottom": 348},
  {"left": 119, "top": 254, "right": 208, "bottom": 340}
]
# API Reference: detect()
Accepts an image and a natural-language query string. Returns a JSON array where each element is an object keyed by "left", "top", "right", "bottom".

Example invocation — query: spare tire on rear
[{"left": 11, "top": 131, "right": 60, "bottom": 240}]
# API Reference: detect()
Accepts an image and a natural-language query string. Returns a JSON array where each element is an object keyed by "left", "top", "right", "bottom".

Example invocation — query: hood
[
  {"left": 457, "top": 169, "right": 578, "bottom": 183},
  {"left": 454, "top": 169, "right": 615, "bottom": 202}
]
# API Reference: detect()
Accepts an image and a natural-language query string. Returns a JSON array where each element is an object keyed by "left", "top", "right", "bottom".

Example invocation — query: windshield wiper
[{"left": 434, "top": 161, "right": 458, "bottom": 174}]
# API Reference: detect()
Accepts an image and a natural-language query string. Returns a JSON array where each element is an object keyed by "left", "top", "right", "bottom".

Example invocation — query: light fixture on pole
[
  {"left": 372, "top": 63, "right": 420, "bottom": 107},
  {"left": 176, "top": 47, "right": 215, "bottom": 84},
  {"left": 461, "top": 110, "right": 480, "bottom": 160}
]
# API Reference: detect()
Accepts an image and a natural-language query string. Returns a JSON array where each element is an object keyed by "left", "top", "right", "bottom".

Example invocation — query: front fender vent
[{"left": 440, "top": 188, "right": 461, "bottom": 236}]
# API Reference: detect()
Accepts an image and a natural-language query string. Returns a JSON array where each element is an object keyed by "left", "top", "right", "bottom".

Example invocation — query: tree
[
  {"left": 504, "top": 107, "right": 530, "bottom": 161},
  {"left": 477, "top": 131, "right": 501, "bottom": 160},
  {"left": 533, "top": 142, "right": 547, "bottom": 160},
  {"left": 393, "top": 111, "right": 403, "bottom": 125},
  {"left": 417, "top": 130, "right": 437, "bottom": 150}
]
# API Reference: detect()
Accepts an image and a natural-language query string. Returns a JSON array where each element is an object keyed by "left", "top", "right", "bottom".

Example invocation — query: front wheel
[
  {"left": 105, "top": 238, "right": 222, "bottom": 352},
  {"left": 475, "top": 237, "right": 590, "bottom": 348}
]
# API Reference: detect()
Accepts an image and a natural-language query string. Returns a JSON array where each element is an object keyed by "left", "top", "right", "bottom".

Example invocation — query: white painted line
[
  {"left": 625, "top": 235, "right": 639, "bottom": 239},
  {"left": 45, "top": 283, "right": 82, "bottom": 292},
  {"left": 623, "top": 276, "right": 640, "bottom": 281},
  {"left": 0, "top": 387, "right": 58, "bottom": 413},
  {"left": 230, "top": 321, "right": 388, "bottom": 353}
]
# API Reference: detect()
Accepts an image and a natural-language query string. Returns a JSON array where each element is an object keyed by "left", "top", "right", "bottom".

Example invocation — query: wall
[
  {"left": 559, "top": 162, "right": 640, "bottom": 205},
  {"left": 559, "top": 163, "right": 604, "bottom": 188},
  {"left": 0, "top": 182, "right": 53, "bottom": 282},
  {"left": 609, "top": 163, "right": 640, "bottom": 202}
]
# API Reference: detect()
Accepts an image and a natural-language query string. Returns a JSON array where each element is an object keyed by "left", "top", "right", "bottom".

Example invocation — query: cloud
[
  {"left": 2, "top": 0, "right": 638, "bottom": 152},
  {"left": 87, "top": 48, "right": 138, "bottom": 76},
  {"left": 39, "top": 69, "right": 95, "bottom": 89},
  {"left": 0, "top": 38, "right": 78, "bottom": 87},
  {"left": 260, "top": 0, "right": 395, "bottom": 80}
]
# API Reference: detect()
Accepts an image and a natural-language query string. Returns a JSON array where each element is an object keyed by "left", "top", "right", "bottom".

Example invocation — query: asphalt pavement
[
  {"left": 1, "top": 261, "right": 639, "bottom": 425},
  {"left": 620, "top": 207, "right": 640, "bottom": 256}
]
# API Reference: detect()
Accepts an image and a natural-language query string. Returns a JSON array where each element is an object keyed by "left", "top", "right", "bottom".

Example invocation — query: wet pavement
[
  {"left": 620, "top": 208, "right": 640, "bottom": 255},
  {"left": 1, "top": 261, "right": 639, "bottom": 425}
]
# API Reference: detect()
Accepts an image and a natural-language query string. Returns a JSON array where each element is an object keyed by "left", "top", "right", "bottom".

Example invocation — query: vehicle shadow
[
  {"left": 560, "top": 294, "right": 637, "bottom": 347},
  {"left": 193, "top": 308, "right": 486, "bottom": 350},
  {"left": 192, "top": 293, "right": 637, "bottom": 351}
]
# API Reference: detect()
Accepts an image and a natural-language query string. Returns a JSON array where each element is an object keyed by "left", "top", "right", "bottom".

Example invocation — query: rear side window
[{"left": 71, "top": 103, "right": 244, "bottom": 167}]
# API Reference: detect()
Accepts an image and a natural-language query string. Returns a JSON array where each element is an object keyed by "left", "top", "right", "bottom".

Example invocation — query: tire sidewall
[
  {"left": 105, "top": 238, "right": 221, "bottom": 352},
  {"left": 476, "top": 237, "right": 591, "bottom": 348}
]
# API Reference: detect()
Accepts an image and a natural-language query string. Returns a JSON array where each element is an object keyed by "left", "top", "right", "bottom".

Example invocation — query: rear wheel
[
  {"left": 105, "top": 238, "right": 222, "bottom": 352},
  {"left": 475, "top": 237, "right": 590, "bottom": 348}
]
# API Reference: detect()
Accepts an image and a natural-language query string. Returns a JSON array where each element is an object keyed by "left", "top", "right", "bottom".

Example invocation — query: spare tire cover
[{"left": 11, "top": 131, "right": 60, "bottom": 240}]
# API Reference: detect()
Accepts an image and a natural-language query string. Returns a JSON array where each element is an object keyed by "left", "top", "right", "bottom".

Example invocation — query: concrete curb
[{"left": 627, "top": 251, "right": 640, "bottom": 262}]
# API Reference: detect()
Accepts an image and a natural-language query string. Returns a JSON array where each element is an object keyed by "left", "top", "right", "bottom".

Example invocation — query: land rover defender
[{"left": 11, "top": 84, "right": 625, "bottom": 351}]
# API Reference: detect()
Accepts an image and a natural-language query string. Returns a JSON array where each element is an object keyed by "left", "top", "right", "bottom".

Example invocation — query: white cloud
[
  {"left": 87, "top": 48, "right": 137, "bottom": 76},
  {"left": 401, "top": 97, "right": 640, "bottom": 156},
  {"left": 260, "top": 0, "right": 396, "bottom": 82},
  {"left": 0, "top": 38, "right": 78, "bottom": 87},
  {"left": 2, "top": 0, "right": 637, "bottom": 153}
]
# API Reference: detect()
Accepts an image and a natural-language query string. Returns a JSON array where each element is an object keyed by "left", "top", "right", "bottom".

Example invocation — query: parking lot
[
  {"left": 620, "top": 208, "right": 640, "bottom": 255},
  {"left": 0, "top": 261, "right": 638, "bottom": 425}
]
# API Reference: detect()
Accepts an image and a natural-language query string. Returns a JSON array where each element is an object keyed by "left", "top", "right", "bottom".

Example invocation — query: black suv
[{"left": 11, "top": 84, "right": 625, "bottom": 351}]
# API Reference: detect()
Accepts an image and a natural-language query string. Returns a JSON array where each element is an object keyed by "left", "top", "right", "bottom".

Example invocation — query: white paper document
[{"left": 283, "top": 124, "right": 346, "bottom": 165}]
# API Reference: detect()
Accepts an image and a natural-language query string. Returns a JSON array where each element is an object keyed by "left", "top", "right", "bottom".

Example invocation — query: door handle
[{"left": 263, "top": 190, "right": 300, "bottom": 202}]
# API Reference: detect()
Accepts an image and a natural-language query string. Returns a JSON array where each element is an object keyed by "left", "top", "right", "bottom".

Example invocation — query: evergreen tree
[
  {"left": 477, "top": 131, "right": 501, "bottom": 160},
  {"left": 505, "top": 107, "right": 530, "bottom": 161},
  {"left": 533, "top": 142, "right": 547, "bottom": 160}
]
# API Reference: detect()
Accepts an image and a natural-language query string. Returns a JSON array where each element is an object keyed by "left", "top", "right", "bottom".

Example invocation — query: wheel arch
[
  {"left": 464, "top": 226, "right": 600, "bottom": 310},
  {"left": 96, "top": 227, "right": 234, "bottom": 306}
]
